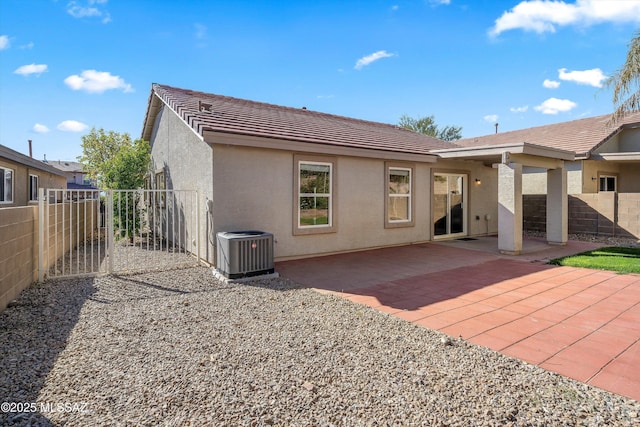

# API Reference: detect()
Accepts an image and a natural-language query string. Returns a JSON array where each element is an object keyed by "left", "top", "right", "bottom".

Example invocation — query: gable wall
[
  {"left": 596, "top": 128, "right": 640, "bottom": 153},
  {"left": 149, "top": 105, "right": 215, "bottom": 263}
]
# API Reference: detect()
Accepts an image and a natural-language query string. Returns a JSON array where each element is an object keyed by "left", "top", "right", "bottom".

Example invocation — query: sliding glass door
[{"left": 433, "top": 173, "right": 466, "bottom": 238}]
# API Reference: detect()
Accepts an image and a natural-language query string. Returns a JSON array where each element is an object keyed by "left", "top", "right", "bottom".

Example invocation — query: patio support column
[
  {"left": 546, "top": 166, "right": 568, "bottom": 245},
  {"left": 498, "top": 162, "right": 523, "bottom": 255}
]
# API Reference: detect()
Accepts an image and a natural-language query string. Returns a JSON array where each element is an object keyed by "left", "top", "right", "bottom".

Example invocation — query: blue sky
[{"left": 1, "top": 0, "right": 639, "bottom": 161}]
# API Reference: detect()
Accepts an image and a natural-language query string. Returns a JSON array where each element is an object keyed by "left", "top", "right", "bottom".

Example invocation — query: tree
[
  {"left": 78, "top": 127, "right": 150, "bottom": 189},
  {"left": 398, "top": 114, "right": 463, "bottom": 141},
  {"left": 606, "top": 31, "right": 640, "bottom": 125},
  {"left": 79, "top": 128, "right": 151, "bottom": 241}
]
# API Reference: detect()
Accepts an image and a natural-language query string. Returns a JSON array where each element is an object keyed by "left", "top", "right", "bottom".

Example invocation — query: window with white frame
[
  {"left": 599, "top": 175, "right": 617, "bottom": 192},
  {"left": 0, "top": 167, "right": 13, "bottom": 203},
  {"left": 294, "top": 155, "right": 336, "bottom": 234},
  {"left": 385, "top": 163, "right": 414, "bottom": 227},
  {"left": 29, "top": 174, "right": 39, "bottom": 202}
]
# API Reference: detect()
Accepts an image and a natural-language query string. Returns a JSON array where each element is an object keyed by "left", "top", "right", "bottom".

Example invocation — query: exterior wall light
[{"left": 475, "top": 178, "right": 481, "bottom": 185}]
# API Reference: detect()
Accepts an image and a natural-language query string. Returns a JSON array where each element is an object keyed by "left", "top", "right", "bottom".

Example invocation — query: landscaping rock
[{"left": 1, "top": 261, "right": 639, "bottom": 425}]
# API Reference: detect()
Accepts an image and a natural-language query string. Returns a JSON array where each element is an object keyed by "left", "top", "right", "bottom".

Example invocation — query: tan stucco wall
[
  {"left": 522, "top": 162, "right": 583, "bottom": 195},
  {"left": 596, "top": 128, "right": 640, "bottom": 153},
  {"left": 149, "top": 105, "right": 215, "bottom": 264},
  {"left": 0, "top": 158, "right": 66, "bottom": 207},
  {"left": 0, "top": 206, "right": 38, "bottom": 313},
  {"left": 211, "top": 147, "right": 499, "bottom": 260}
]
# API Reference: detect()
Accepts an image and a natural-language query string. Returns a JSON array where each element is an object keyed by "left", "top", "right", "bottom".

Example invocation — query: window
[
  {"left": 156, "top": 171, "right": 166, "bottom": 207},
  {"left": 385, "top": 163, "right": 415, "bottom": 228},
  {"left": 29, "top": 174, "right": 39, "bottom": 202},
  {"left": 599, "top": 175, "right": 616, "bottom": 192},
  {"left": 294, "top": 155, "right": 336, "bottom": 235},
  {"left": 0, "top": 167, "right": 13, "bottom": 203}
]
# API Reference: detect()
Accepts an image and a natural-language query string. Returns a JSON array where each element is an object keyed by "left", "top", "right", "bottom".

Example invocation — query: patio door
[{"left": 433, "top": 173, "right": 467, "bottom": 238}]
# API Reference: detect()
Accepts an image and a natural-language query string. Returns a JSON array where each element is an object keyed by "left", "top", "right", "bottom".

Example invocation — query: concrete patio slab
[{"left": 276, "top": 237, "right": 640, "bottom": 401}]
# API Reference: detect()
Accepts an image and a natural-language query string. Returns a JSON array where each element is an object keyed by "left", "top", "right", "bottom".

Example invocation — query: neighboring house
[
  {"left": 456, "top": 112, "right": 640, "bottom": 195},
  {"left": 141, "top": 84, "right": 573, "bottom": 262},
  {"left": 45, "top": 159, "right": 98, "bottom": 191},
  {"left": 455, "top": 113, "right": 640, "bottom": 238},
  {"left": 0, "top": 144, "right": 66, "bottom": 207}
]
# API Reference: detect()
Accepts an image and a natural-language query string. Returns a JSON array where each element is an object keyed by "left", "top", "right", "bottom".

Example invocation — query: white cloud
[
  {"left": 429, "top": 0, "right": 451, "bottom": 5},
  {"left": 19, "top": 41, "right": 34, "bottom": 49},
  {"left": 57, "top": 120, "right": 88, "bottom": 132},
  {"left": 0, "top": 35, "right": 9, "bottom": 50},
  {"left": 194, "top": 23, "right": 207, "bottom": 39},
  {"left": 33, "top": 123, "right": 50, "bottom": 133},
  {"left": 534, "top": 97, "right": 577, "bottom": 114},
  {"left": 317, "top": 94, "right": 335, "bottom": 99},
  {"left": 354, "top": 50, "right": 395, "bottom": 70},
  {"left": 67, "top": 0, "right": 111, "bottom": 23},
  {"left": 489, "top": 0, "right": 640, "bottom": 36},
  {"left": 484, "top": 114, "right": 499, "bottom": 122},
  {"left": 64, "top": 70, "right": 133, "bottom": 94},
  {"left": 510, "top": 105, "right": 529, "bottom": 113},
  {"left": 14, "top": 63, "right": 48, "bottom": 76},
  {"left": 558, "top": 67, "right": 606, "bottom": 88},
  {"left": 543, "top": 79, "right": 560, "bottom": 89}
]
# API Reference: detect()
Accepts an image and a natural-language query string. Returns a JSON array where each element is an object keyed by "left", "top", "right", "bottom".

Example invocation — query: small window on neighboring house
[
  {"left": 29, "top": 174, "right": 39, "bottom": 202},
  {"left": 599, "top": 175, "right": 617, "bottom": 192},
  {"left": 385, "top": 163, "right": 415, "bottom": 228},
  {"left": 0, "top": 167, "right": 13, "bottom": 203},
  {"left": 294, "top": 155, "right": 336, "bottom": 235}
]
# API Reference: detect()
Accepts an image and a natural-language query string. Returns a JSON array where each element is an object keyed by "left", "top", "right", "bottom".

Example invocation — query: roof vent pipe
[
  {"left": 494, "top": 123, "right": 499, "bottom": 134},
  {"left": 28, "top": 140, "right": 33, "bottom": 158}
]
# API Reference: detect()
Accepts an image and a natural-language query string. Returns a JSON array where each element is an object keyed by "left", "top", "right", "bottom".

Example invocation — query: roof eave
[
  {"left": 432, "top": 141, "right": 575, "bottom": 161},
  {"left": 203, "top": 129, "right": 440, "bottom": 163}
]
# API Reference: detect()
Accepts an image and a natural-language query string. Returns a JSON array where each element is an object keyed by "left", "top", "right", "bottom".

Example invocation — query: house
[
  {"left": 141, "top": 84, "right": 573, "bottom": 263},
  {"left": 455, "top": 113, "right": 640, "bottom": 238},
  {"left": 45, "top": 159, "right": 98, "bottom": 191},
  {"left": 0, "top": 144, "right": 67, "bottom": 207},
  {"left": 456, "top": 112, "right": 640, "bottom": 195}
]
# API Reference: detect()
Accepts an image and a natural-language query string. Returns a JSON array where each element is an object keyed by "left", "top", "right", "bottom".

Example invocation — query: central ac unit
[{"left": 216, "top": 231, "right": 275, "bottom": 279}]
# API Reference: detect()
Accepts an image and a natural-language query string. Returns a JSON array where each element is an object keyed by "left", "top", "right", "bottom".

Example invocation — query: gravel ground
[{"left": 1, "top": 257, "right": 640, "bottom": 426}]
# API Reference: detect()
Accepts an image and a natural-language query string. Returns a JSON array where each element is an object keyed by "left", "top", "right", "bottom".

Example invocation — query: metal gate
[{"left": 38, "top": 188, "right": 200, "bottom": 281}]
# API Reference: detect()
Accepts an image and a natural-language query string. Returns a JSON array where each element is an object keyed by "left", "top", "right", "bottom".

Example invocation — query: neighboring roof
[
  {"left": 45, "top": 160, "right": 85, "bottom": 173},
  {"left": 67, "top": 182, "right": 98, "bottom": 190},
  {"left": 456, "top": 112, "right": 640, "bottom": 159},
  {"left": 142, "top": 84, "right": 454, "bottom": 156},
  {"left": 0, "top": 144, "right": 66, "bottom": 177}
]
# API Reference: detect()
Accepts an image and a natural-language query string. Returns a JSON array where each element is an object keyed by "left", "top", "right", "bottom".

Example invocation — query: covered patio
[
  {"left": 276, "top": 236, "right": 640, "bottom": 401},
  {"left": 433, "top": 142, "right": 575, "bottom": 255}
]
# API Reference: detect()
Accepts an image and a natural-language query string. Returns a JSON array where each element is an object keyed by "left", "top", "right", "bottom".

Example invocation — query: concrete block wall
[
  {"left": 522, "top": 195, "right": 546, "bottom": 232},
  {"left": 0, "top": 206, "right": 38, "bottom": 313},
  {"left": 1, "top": 200, "right": 99, "bottom": 313},
  {"left": 617, "top": 193, "right": 640, "bottom": 238},
  {"left": 524, "top": 193, "right": 640, "bottom": 239}
]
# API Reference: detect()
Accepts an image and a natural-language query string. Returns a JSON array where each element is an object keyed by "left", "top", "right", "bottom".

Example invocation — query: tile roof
[
  {"left": 145, "top": 84, "right": 454, "bottom": 155},
  {"left": 45, "top": 160, "right": 84, "bottom": 173},
  {"left": 456, "top": 112, "right": 640, "bottom": 158},
  {"left": 0, "top": 144, "right": 66, "bottom": 177}
]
